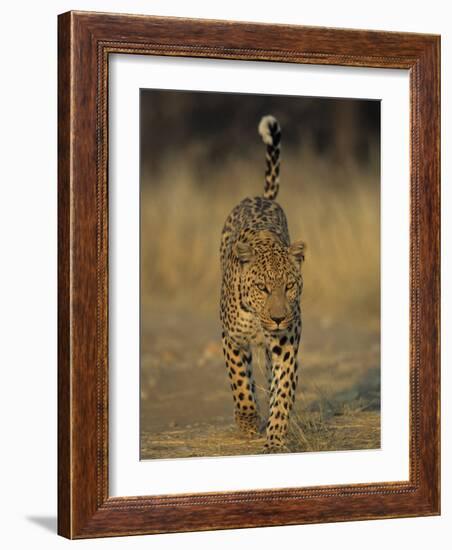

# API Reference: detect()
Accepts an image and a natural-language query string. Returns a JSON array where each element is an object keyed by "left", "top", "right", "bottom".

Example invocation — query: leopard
[{"left": 220, "top": 115, "right": 305, "bottom": 453}]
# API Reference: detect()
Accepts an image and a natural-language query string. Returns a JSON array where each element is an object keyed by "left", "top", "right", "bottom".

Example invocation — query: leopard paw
[{"left": 235, "top": 411, "right": 263, "bottom": 438}]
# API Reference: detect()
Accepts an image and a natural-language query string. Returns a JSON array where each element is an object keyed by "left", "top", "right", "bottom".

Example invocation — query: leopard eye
[{"left": 256, "top": 282, "right": 268, "bottom": 293}]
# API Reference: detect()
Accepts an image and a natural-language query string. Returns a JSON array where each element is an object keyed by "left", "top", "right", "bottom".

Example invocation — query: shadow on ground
[{"left": 26, "top": 516, "right": 57, "bottom": 534}]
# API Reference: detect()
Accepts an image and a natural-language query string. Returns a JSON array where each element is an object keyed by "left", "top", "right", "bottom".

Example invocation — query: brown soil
[{"left": 140, "top": 304, "right": 380, "bottom": 460}]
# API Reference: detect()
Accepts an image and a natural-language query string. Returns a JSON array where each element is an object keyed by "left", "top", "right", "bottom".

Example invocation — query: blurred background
[{"left": 140, "top": 89, "right": 381, "bottom": 459}]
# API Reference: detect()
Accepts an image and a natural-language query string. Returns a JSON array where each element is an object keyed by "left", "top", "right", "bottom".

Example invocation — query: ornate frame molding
[{"left": 58, "top": 11, "right": 440, "bottom": 538}]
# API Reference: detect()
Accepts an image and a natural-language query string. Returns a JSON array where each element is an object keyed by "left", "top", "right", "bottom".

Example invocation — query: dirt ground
[{"left": 140, "top": 303, "right": 380, "bottom": 459}]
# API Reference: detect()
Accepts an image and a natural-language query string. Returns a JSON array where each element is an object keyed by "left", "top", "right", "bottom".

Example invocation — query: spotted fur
[
  {"left": 259, "top": 115, "right": 281, "bottom": 200},
  {"left": 220, "top": 115, "right": 305, "bottom": 452}
]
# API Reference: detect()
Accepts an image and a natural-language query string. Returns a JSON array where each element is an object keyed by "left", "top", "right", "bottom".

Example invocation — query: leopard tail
[{"left": 258, "top": 115, "right": 281, "bottom": 200}]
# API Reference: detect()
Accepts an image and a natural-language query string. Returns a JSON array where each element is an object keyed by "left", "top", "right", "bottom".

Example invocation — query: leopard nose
[{"left": 270, "top": 315, "right": 285, "bottom": 325}]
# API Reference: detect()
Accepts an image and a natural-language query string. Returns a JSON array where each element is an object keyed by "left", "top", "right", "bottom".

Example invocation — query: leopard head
[{"left": 234, "top": 231, "right": 305, "bottom": 332}]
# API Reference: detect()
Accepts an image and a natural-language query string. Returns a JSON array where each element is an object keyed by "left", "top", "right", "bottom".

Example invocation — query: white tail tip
[{"left": 258, "top": 115, "right": 278, "bottom": 145}]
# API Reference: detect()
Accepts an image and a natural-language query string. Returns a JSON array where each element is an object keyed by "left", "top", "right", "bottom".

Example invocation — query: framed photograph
[{"left": 58, "top": 11, "right": 440, "bottom": 538}]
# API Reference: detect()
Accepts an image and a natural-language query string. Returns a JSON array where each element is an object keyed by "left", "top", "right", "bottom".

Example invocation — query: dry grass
[
  {"left": 141, "top": 144, "right": 380, "bottom": 321},
  {"left": 141, "top": 412, "right": 380, "bottom": 459}
]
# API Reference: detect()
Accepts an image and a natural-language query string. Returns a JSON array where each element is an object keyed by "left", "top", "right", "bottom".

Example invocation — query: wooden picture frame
[{"left": 58, "top": 11, "right": 440, "bottom": 538}]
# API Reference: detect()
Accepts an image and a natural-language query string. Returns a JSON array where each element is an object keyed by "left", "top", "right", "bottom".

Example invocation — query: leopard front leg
[
  {"left": 221, "top": 333, "right": 262, "bottom": 437},
  {"left": 264, "top": 327, "right": 301, "bottom": 452}
]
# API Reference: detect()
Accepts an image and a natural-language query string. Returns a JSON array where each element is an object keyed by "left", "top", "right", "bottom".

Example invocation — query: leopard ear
[
  {"left": 234, "top": 240, "right": 253, "bottom": 263},
  {"left": 289, "top": 240, "right": 305, "bottom": 264}
]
